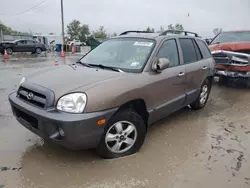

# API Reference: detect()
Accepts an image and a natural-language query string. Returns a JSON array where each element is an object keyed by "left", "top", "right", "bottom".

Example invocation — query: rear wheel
[
  {"left": 35, "top": 48, "right": 42, "bottom": 54},
  {"left": 96, "top": 110, "right": 146, "bottom": 159},
  {"left": 190, "top": 79, "right": 211, "bottom": 110},
  {"left": 6, "top": 48, "right": 13, "bottom": 55}
]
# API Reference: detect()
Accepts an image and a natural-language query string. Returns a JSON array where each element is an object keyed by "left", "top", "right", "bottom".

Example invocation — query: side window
[
  {"left": 196, "top": 40, "right": 212, "bottom": 58},
  {"left": 17, "top": 41, "right": 26, "bottom": 45},
  {"left": 193, "top": 40, "right": 202, "bottom": 60},
  {"left": 27, "top": 40, "right": 35, "bottom": 44},
  {"left": 157, "top": 39, "right": 179, "bottom": 67},
  {"left": 179, "top": 38, "right": 198, "bottom": 64}
]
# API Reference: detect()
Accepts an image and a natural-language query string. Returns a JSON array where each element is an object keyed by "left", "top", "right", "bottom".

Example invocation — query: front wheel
[
  {"left": 96, "top": 110, "right": 146, "bottom": 159},
  {"left": 6, "top": 48, "right": 13, "bottom": 55},
  {"left": 190, "top": 79, "right": 211, "bottom": 110}
]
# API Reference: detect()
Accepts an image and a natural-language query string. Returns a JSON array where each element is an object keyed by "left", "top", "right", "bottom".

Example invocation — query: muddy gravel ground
[{"left": 0, "top": 57, "right": 250, "bottom": 188}]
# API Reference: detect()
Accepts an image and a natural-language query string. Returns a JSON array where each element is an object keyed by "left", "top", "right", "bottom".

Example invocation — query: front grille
[
  {"left": 213, "top": 53, "right": 229, "bottom": 64},
  {"left": 13, "top": 106, "right": 38, "bottom": 129},
  {"left": 18, "top": 87, "right": 46, "bottom": 108}
]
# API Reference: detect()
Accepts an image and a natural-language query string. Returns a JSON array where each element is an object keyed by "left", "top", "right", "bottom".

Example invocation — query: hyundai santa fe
[{"left": 9, "top": 30, "right": 215, "bottom": 159}]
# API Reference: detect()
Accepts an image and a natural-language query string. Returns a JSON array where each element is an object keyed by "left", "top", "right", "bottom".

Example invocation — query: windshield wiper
[
  {"left": 88, "top": 64, "right": 122, "bottom": 72},
  {"left": 76, "top": 61, "right": 92, "bottom": 68}
]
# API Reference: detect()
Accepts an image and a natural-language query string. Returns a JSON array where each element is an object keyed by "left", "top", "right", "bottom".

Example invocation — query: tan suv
[{"left": 9, "top": 30, "right": 215, "bottom": 159}]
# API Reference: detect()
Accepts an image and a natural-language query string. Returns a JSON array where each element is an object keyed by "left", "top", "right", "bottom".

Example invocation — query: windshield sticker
[
  {"left": 130, "top": 62, "right": 140, "bottom": 67},
  {"left": 134, "top": 42, "right": 153, "bottom": 47}
]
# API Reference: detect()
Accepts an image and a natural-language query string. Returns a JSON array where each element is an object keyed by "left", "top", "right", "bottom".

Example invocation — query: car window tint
[
  {"left": 157, "top": 39, "right": 179, "bottom": 67},
  {"left": 179, "top": 38, "right": 198, "bottom": 64},
  {"left": 196, "top": 40, "right": 212, "bottom": 58},
  {"left": 193, "top": 40, "right": 202, "bottom": 60},
  {"left": 17, "top": 41, "right": 26, "bottom": 45},
  {"left": 27, "top": 40, "right": 35, "bottom": 44}
]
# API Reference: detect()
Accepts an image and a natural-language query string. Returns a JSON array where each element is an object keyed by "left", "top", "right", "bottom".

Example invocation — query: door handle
[
  {"left": 202, "top": 66, "right": 208, "bottom": 70},
  {"left": 178, "top": 72, "right": 185, "bottom": 77}
]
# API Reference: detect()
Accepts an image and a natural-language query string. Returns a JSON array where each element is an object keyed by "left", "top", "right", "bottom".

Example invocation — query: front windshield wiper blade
[
  {"left": 88, "top": 64, "right": 122, "bottom": 72},
  {"left": 76, "top": 61, "right": 92, "bottom": 68}
]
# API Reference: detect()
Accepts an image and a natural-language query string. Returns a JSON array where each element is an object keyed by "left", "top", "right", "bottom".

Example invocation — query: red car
[{"left": 209, "top": 30, "right": 250, "bottom": 86}]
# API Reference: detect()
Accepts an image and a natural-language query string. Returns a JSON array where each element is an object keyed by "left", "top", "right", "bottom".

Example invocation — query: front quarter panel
[{"left": 84, "top": 73, "right": 154, "bottom": 113}]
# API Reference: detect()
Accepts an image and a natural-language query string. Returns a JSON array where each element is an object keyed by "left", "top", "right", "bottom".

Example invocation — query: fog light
[{"left": 59, "top": 128, "right": 65, "bottom": 137}]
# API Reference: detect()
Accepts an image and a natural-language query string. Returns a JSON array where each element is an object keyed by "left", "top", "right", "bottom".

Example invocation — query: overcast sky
[{"left": 1, "top": 0, "right": 250, "bottom": 37}]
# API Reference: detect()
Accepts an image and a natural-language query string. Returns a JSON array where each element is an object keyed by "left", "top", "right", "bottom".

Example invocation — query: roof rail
[
  {"left": 160, "top": 30, "right": 199, "bottom": 37},
  {"left": 119, "top": 30, "right": 154, "bottom": 36}
]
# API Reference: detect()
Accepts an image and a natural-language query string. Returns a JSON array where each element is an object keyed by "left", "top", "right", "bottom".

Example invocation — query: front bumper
[
  {"left": 215, "top": 69, "right": 250, "bottom": 78},
  {"left": 9, "top": 92, "right": 118, "bottom": 149}
]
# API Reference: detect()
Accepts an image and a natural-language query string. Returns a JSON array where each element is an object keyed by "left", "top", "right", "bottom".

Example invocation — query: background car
[
  {"left": 69, "top": 39, "right": 82, "bottom": 46},
  {"left": 0, "top": 39, "right": 46, "bottom": 55},
  {"left": 208, "top": 30, "right": 250, "bottom": 86}
]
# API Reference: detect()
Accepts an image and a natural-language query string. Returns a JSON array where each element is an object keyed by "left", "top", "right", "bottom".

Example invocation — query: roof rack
[
  {"left": 119, "top": 30, "right": 154, "bottom": 36},
  {"left": 160, "top": 30, "right": 199, "bottom": 37}
]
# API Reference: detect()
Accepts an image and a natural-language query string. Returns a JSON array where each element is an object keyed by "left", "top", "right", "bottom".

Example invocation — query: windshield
[
  {"left": 80, "top": 38, "right": 155, "bottom": 73},
  {"left": 212, "top": 31, "right": 250, "bottom": 44}
]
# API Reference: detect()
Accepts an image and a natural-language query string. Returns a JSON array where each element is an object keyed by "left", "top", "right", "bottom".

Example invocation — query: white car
[{"left": 69, "top": 40, "right": 82, "bottom": 46}]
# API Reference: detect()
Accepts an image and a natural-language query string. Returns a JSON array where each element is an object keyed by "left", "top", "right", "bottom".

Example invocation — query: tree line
[
  {"left": 0, "top": 20, "right": 185, "bottom": 41},
  {"left": 66, "top": 20, "right": 185, "bottom": 42}
]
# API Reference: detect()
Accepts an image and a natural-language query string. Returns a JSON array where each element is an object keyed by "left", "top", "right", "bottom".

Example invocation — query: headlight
[
  {"left": 20, "top": 77, "right": 26, "bottom": 85},
  {"left": 57, "top": 93, "right": 87, "bottom": 113}
]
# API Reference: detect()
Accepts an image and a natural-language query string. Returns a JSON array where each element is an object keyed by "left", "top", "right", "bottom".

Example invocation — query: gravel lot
[{"left": 0, "top": 55, "right": 250, "bottom": 188}]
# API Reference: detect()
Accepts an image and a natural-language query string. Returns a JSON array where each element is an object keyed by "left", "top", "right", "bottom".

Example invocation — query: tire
[
  {"left": 190, "top": 79, "right": 211, "bottom": 110},
  {"left": 96, "top": 110, "right": 146, "bottom": 159},
  {"left": 35, "top": 48, "right": 42, "bottom": 54},
  {"left": 6, "top": 48, "right": 13, "bottom": 55},
  {"left": 218, "top": 76, "right": 228, "bottom": 85}
]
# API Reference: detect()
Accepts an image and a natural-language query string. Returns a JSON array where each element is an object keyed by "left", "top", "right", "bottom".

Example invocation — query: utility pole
[{"left": 60, "top": 0, "right": 65, "bottom": 57}]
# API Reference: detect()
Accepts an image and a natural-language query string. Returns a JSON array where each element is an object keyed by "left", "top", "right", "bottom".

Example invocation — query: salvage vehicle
[
  {"left": 209, "top": 30, "right": 250, "bottom": 86},
  {"left": 0, "top": 39, "right": 46, "bottom": 55},
  {"left": 9, "top": 30, "right": 215, "bottom": 159}
]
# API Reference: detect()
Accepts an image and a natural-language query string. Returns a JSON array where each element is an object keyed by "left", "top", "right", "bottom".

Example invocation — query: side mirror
[{"left": 152, "top": 58, "right": 170, "bottom": 72}]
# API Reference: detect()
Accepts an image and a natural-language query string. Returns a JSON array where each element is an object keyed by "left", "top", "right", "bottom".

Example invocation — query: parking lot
[{"left": 0, "top": 54, "right": 250, "bottom": 188}]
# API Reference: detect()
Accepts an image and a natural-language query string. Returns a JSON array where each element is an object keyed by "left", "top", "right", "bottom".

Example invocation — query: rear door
[
  {"left": 178, "top": 38, "right": 210, "bottom": 105},
  {"left": 26, "top": 40, "right": 36, "bottom": 52},
  {"left": 149, "top": 39, "right": 186, "bottom": 123}
]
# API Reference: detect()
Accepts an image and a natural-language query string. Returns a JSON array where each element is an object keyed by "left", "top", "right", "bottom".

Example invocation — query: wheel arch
[{"left": 116, "top": 99, "right": 149, "bottom": 128}]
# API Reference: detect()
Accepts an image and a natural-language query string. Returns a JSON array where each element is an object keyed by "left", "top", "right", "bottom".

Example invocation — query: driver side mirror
[{"left": 152, "top": 58, "right": 170, "bottom": 72}]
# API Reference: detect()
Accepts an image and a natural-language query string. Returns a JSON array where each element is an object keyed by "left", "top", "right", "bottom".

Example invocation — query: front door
[{"left": 148, "top": 39, "right": 186, "bottom": 124}]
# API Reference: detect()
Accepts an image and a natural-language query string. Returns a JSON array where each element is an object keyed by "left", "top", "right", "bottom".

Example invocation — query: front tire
[
  {"left": 6, "top": 48, "right": 13, "bottom": 55},
  {"left": 218, "top": 76, "right": 228, "bottom": 85},
  {"left": 96, "top": 110, "right": 146, "bottom": 159},
  {"left": 190, "top": 79, "right": 211, "bottom": 110}
]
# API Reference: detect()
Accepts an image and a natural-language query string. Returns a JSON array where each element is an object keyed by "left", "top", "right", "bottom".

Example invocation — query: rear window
[
  {"left": 179, "top": 38, "right": 198, "bottom": 64},
  {"left": 196, "top": 40, "right": 211, "bottom": 58}
]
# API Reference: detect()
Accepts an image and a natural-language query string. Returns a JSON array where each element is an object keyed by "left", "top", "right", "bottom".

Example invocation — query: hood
[
  {"left": 209, "top": 42, "right": 250, "bottom": 52},
  {"left": 26, "top": 64, "right": 122, "bottom": 99}
]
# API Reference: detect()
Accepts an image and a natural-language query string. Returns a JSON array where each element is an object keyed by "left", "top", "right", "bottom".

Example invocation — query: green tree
[
  {"left": 0, "top": 21, "right": 20, "bottom": 35},
  {"left": 175, "top": 23, "right": 184, "bottom": 31},
  {"left": 168, "top": 23, "right": 184, "bottom": 31},
  {"left": 67, "top": 20, "right": 81, "bottom": 40},
  {"left": 93, "top": 26, "right": 107, "bottom": 39},
  {"left": 79, "top": 24, "right": 90, "bottom": 42},
  {"left": 145, "top": 27, "right": 155, "bottom": 32}
]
